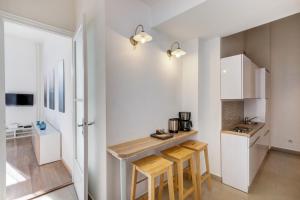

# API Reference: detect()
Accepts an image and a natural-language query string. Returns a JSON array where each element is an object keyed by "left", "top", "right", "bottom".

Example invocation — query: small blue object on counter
[
  {"left": 39, "top": 121, "right": 47, "bottom": 130},
  {"left": 36, "top": 121, "right": 41, "bottom": 127}
]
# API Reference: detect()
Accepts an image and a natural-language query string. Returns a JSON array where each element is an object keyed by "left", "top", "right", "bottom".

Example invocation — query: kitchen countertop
[
  {"left": 107, "top": 130, "right": 198, "bottom": 160},
  {"left": 222, "top": 122, "right": 265, "bottom": 137}
]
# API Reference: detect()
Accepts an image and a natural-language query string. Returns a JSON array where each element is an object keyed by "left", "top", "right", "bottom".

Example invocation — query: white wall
[
  {"left": 5, "top": 35, "right": 37, "bottom": 125},
  {"left": 106, "top": 0, "right": 182, "bottom": 147},
  {"left": 0, "top": 0, "right": 75, "bottom": 31},
  {"left": 270, "top": 13, "right": 300, "bottom": 152},
  {"left": 106, "top": 0, "right": 182, "bottom": 199},
  {"left": 42, "top": 35, "right": 73, "bottom": 172},
  {"left": 197, "top": 38, "right": 222, "bottom": 176},
  {"left": 182, "top": 38, "right": 223, "bottom": 177},
  {"left": 182, "top": 39, "right": 199, "bottom": 129}
]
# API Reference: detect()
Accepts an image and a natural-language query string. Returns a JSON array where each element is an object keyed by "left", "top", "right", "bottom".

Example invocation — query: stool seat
[
  {"left": 181, "top": 140, "right": 207, "bottom": 151},
  {"left": 131, "top": 155, "right": 175, "bottom": 200},
  {"left": 161, "top": 146, "right": 194, "bottom": 161},
  {"left": 133, "top": 155, "right": 173, "bottom": 177}
]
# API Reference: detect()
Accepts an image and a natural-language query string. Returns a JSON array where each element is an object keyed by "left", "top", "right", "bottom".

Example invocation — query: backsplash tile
[{"left": 222, "top": 101, "right": 244, "bottom": 129}]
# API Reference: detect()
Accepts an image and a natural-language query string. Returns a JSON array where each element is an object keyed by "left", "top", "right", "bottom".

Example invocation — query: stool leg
[
  {"left": 148, "top": 176, "right": 155, "bottom": 200},
  {"left": 130, "top": 166, "right": 137, "bottom": 200},
  {"left": 173, "top": 163, "right": 178, "bottom": 190},
  {"left": 189, "top": 157, "right": 199, "bottom": 200},
  {"left": 177, "top": 161, "right": 184, "bottom": 200},
  {"left": 167, "top": 166, "right": 175, "bottom": 200},
  {"left": 158, "top": 173, "right": 164, "bottom": 200},
  {"left": 204, "top": 146, "right": 212, "bottom": 190},
  {"left": 195, "top": 151, "right": 202, "bottom": 200}
]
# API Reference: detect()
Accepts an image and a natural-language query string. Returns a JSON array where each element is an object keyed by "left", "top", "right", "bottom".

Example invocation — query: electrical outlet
[{"left": 288, "top": 139, "right": 293, "bottom": 143}]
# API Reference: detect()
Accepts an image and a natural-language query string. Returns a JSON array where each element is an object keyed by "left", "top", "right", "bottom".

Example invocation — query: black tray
[{"left": 150, "top": 133, "right": 174, "bottom": 140}]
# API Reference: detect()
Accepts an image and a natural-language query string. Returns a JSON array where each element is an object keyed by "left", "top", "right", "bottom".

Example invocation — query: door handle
[{"left": 77, "top": 121, "right": 95, "bottom": 127}]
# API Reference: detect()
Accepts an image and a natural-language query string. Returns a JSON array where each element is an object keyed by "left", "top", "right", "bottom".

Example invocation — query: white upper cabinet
[
  {"left": 221, "top": 54, "right": 243, "bottom": 99},
  {"left": 256, "top": 68, "right": 270, "bottom": 99},
  {"left": 221, "top": 54, "right": 258, "bottom": 100}
]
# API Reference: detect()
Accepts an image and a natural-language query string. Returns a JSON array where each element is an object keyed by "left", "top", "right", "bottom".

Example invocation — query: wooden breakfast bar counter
[{"left": 107, "top": 130, "right": 198, "bottom": 200}]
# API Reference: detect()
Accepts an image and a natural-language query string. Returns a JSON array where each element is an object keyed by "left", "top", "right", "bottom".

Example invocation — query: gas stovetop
[{"left": 231, "top": 127, "right": 252, "bottom": 133}]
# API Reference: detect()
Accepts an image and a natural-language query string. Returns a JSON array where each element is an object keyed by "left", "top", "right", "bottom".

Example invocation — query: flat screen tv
[{"left": 6, "top": 93, "right": 34, "bottom": 106}]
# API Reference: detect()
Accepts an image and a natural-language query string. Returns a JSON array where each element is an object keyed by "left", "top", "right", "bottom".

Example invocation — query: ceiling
[
  {"left": 140, "top": 0, "right": 161, "bottom": 6},
  {"left": 151, "top": 0, "right": 300, "bottom": 41}
]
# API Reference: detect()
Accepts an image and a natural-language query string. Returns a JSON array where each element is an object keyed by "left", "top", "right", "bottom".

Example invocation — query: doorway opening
[{"left": 4, "top": 21, "right": 74, "bottom": 199}]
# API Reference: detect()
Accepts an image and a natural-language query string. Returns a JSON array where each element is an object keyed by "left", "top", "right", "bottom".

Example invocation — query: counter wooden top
[{"left": 107, "top": 130, "right": 198, "bottom": 160}]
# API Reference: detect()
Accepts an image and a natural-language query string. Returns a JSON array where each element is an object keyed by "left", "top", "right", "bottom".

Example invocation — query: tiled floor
[
  {"left": 36, "top": 150, "right": 300, "bottom": 200},
  {"left": 162, "top": 150, "right": 300, "bottom": 200}
]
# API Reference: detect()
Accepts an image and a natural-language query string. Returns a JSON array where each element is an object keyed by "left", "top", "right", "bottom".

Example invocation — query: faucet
[{"left": 244, "top": 116, "right": 257, "bottom": 124}]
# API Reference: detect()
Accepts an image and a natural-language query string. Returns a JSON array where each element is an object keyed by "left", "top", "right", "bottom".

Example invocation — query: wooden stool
[
  {"left": 161, "top": 146, "right": 198, "bottom": 200},
  {"left": 180, "top": 140, "right": 212, "bottom": 199},
  {"left": 130, "top": 155, "right": 175, "bottom": 200}
]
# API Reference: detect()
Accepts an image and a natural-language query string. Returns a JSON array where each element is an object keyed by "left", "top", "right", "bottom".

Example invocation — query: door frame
[
  {"left": 0, "top": 11, "right": 75, "bottom": 200},
  {"left": 0, "top": 10, "right": 73, "bottom": 37}
]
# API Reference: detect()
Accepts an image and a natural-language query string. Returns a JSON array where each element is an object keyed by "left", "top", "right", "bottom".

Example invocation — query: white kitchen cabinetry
[
  {"left": 221, "top": 54, "right": 258, "bottom": 99},
  {"left": 256, "top": 68, "right": 271, "bottom": 99},
  {"left": 32, "top": 123, "right": 61, "bottom": 165},
  {"left": 221, "top": 134, "right": 249, "bottom": 192},
  {"left": 221, "top": 126, "right": 269, "bottom": 192}
]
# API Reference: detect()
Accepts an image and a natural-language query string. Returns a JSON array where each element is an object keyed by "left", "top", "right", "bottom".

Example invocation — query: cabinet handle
[
  {"left": 250, "top": 136, "right": 261, "bottom": 148},
  {"left": 264, "top": 130, "right": 270, "bottom": 137}
]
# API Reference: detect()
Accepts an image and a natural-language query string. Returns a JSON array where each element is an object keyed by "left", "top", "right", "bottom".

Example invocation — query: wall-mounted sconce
[
  {"left": 167, "top": 41, "right": 186, "bottom": 58},
  {"left": 130, "top": 24, "right": 152, "bottom": 46}
]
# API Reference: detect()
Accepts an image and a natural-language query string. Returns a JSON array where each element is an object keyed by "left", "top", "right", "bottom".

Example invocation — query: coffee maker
[{"left": 179, "top": 112, "right": 193, "bottom": 131}]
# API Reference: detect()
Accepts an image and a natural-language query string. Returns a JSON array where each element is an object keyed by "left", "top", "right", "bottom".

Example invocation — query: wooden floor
[{"left": 6, "top": 137, "right": 72, "bottom": 200}]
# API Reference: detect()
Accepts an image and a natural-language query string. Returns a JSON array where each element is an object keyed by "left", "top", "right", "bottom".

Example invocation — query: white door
[
  {"left": 73, "top": 20, "right": 89, "bottom": 200},
  {"left": 0, "top": 17, "right": 6, "bottom": 200}
]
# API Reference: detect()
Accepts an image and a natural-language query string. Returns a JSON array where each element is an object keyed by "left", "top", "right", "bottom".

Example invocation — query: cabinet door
[
  {"left": 257, "top": 69, "right": 270, "bottom": 99},
  {"left": 222, "top": 133, "right": 249, "bottom": 192},
  {"left": 262, "top": 130, "right": 271, "bottom": 152},
  {"left": 249, "top": 132, "right": 261, "bottom": 185},
  {"left": 265, "top": 71, "right": 271, "bottom": 99},
  {"left": 249, "top": 142, "right": 257, "bottom": 184},
  {"left": 221, "top": 55, "right": 243, "bottom": 99},
  {"left": 243, "top": 56, "right": 256, "bottom": 99}
]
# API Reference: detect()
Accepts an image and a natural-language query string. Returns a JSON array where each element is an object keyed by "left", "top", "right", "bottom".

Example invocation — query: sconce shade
[
  {"left": 133, "top": 31, "right": 152, "bottom": 44},
  {"left": 167, "top": 41, "right": 186, "bottom": 58},
  {"left": 171, "top": 48, "right": 186, "bottom": 58},
  {"left": 130, "top": 24, "right": 152, "bottom": 46}
]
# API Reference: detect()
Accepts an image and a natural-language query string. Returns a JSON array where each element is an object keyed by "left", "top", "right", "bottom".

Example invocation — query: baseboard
[
  {"left": 61, "top": 159, "right": 72, "bottom": 176},
  {"left": 211, "top": 173, "right": 222, "bottom": 182},
  {"left": 271, "top": 146, "right": 300, "bottom": 155}
]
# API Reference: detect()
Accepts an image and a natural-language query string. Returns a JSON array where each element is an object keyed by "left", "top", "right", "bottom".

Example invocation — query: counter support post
[{"left": 120, "top": 159, "right": 127, "bottom": 200}]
